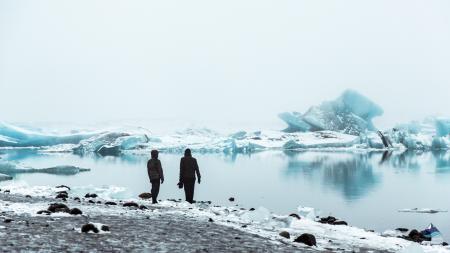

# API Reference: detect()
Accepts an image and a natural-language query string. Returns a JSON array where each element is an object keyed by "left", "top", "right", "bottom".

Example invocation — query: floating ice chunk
[
  {"left": 241, "top": 207, "right": 271, "bottom": 223},
  {"left": 297, "top": 206, "right": 318, "bottom": 220},
  {"left": 0, "top": 161, "right": 90, "bottom": 176},
  {"left": 398, "top": 208, "right": 448, "bottom": 214},
  {"left": 398, "top": 243, "right": 425, "bottom": 253},
  {"left": 280, "top": 90, "right": 383, "bottom": 135}
]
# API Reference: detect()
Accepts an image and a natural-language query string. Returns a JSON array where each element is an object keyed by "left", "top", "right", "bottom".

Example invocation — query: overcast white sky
[{"left": 1, "top": 0, "right": 449, "bottom": 132}]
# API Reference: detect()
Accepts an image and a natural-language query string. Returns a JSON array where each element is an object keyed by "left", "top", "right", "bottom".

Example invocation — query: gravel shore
[{"left": 0, "top": 192, "right": 392, "bottom": 252}]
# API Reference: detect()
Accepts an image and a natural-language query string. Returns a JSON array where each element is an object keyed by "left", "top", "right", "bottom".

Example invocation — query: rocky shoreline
[{"left": 0, "top": 189, "right": 398, "bottom": 252}]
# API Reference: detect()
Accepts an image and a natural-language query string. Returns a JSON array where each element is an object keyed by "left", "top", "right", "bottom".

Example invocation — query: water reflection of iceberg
[
  {"left": 284, "top": 151, "right": 380, "bottom": 200},
  {"left": 432, "top": 150, "right": 450, "bottom": 173}
]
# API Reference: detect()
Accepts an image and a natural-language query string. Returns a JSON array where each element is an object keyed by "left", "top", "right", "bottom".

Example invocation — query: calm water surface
[{"left": 1, "top": 149, "right": 449, "bottom": 239}]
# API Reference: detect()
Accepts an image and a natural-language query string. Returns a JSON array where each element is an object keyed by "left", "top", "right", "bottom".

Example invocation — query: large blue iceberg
[
  {"left": 279, "top": 90, "right": 383, "bottom": 135},
  {"left": 0, "top": 122, "right": 95, "bottom": 147}
]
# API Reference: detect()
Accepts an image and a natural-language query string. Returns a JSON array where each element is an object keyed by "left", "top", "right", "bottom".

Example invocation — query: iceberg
[
  {"left": 435, "top": 118, "right": 450, "bottom": 137},
  {"left": 279, "top": 90, "right": 383, "bottom": 135},
  {"left": 0, "top": 122, "right": 95, "bottom": 147},
  {"left": 73, "top": 129, "right": 151, "bottom": 156}
]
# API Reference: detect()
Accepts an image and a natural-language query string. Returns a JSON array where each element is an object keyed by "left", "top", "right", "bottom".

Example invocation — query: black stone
[
  {"left": 228, "top": 197, "right": 235, "bottom": 202},
  {"left": 47, "top": 203, "right": 70, "bottom": 213},
  {"left": 55, "top": 192, "right": 68, "bottom": 199},
  {"left": 123, "top": 202, "right": 139, "bottom": 208},
  {"left": 294, "top": 233, "right": 317, "bottom": 246},
  {"left": 101, "top": 225, "right": 110, "bottom": 232},
  {"left": 139, "top": 205, "right": 148, "bottom": 210},
  {"left": 88, "top": 200, "right": 95, "bottom": 204},
  {"left": 319, "top": 216, "right": 337, "bottom": 224},
  {"left": 105, "top": 201, "right": 117, "bottom": 206},
  {"left": 84, "top": 193, "right": 98, "bottom": 198},
  {"left": 37, "top": 210, "right": 52, "bottom": 215},
  {"left": 249, "top": 208, "right": 255, "bottom": 211},
  {"left": 138, "top": 192, "right": 152, "bottom": 199},
  {"left": 279, "top": 231, "right": 290, "bottom": 239},
  {"left": 332, "top": 221, "right": 348, "bottom": 226},
  {"left": 3, "top": 218, "right": 13, "bottom": 223},
  {"left": 69, "top": 208, "right": 82, "bottom": 215},
  {"left": 396, "top": 228, "right": 408, "bottom": 233},
  {"left": 81, "top": 223, "right": 99, "bottom": 233},
  {"left": 208, "top": 218, "right": 214, "bottom": 222}
]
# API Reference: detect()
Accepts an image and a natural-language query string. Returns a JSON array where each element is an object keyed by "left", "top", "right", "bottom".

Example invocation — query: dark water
[{"left": 1, "top": 149, "right": 450, "bottom": 239}]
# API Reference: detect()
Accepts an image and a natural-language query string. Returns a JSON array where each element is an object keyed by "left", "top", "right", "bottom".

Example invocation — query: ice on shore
[{"left": 279, "top": 90, "right": 383, "bottom": 135}]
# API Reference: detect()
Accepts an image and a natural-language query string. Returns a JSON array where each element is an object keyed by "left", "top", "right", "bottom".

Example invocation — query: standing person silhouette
[
  {"left": 147, "top": 150, "right": 164, "bottom": 204},
  {"left": 179, "top": 149, "right": 201, "bottom": 204}
]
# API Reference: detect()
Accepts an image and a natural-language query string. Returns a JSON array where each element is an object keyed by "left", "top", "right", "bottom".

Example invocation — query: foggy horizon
[{"left": 1, "top": 0, "right": 449, "bottom": 132}]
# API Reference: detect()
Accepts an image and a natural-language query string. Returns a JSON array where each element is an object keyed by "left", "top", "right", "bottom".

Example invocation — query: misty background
[{"left": 1, "top": 0, "right": 449, "bottom": 133}]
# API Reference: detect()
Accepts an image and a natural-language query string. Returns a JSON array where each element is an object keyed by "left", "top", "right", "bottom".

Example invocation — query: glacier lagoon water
[{"left": 1, "top": 149, "right": 450, "bottom": 239}]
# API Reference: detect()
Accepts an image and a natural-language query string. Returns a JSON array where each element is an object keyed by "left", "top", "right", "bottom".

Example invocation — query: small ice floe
[
  {"left": 297, "top": 206, "right": 319, "bottom": 220},
  {"left": 398, "top": 208, "right": 448, "bottom": 214}
]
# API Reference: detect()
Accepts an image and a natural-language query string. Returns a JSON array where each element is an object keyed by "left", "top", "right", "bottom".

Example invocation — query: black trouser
[
  {"left": 183, "top": 178, "right": 196, "bottom": 204},
  {"left": 150, "top": 179, "right": 160, "bottom": 204}
]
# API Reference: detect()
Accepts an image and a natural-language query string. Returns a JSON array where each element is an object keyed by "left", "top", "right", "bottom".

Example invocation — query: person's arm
[
  {"left": 147, "top": 161, "right": 151, "bottom": 181},
  {"left": 158, "top": 160, "right": 164, "bottom": 183},
  {"left": 194, "top": 159, "right": 201, "bottom": 183},
  {"left": 179, "top": 158, "right": 183, "bottom": 182}
]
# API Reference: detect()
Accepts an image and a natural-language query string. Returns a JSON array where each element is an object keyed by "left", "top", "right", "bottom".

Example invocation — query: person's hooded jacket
[{"left": 179, "top": 149, "right": 201, "bottom": 182}]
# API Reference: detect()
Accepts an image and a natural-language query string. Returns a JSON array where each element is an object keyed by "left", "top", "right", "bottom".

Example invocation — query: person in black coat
[
  {"left": 147, "top": 150, "right": 164, "bottom": 204},
  {"left": 179, "top": 149, "right": 201, "bottom": 204}
]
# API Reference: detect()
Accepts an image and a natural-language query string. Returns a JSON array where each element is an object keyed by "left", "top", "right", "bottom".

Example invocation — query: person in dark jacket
[
  {"left": 147, "top": 150, "right": 164, "bottom": 204},
  {"left": 179, "top": 149, "right": 201, "bottom": 204}
]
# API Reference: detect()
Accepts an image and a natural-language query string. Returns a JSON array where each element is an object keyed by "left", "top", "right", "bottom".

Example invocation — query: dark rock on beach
[
  {"left": 332, "top": 221, "right": 348, "bottom": 226},
  {"left": 105, "top": 201, "right": 117, "bottom": 206},
  {"left": 294, "top": 233, "right": 317, "bottom": 246},
  {"left": 395, "top": 228, "right": 408, "bottom": 233},
  {"left": 85, "top": 193, "right": 98, "bottom": 198},
  {"left": 56, "top": 192, "right": 68, "bottom": 199},
  {"left": 101, "top": 225, "right": 110, "bottom": 232},
  {"left": 228, "top": 197, "right": 235, "bottom": 202},
  {"left": 69, "top": 208, "right": 82, "bottom": 215},
  {"left": 123, "top": 202, "right": 139, "bottom": 208},
  {"left": 48, "top": 203, "right": 70, "bottom": 213},
  {"left": 279, "top": 231, "right": 290, "bottom": 239},
  {"left": 4, "top": 218, "right": 13, "bottom": 223},
  {"left": 138, "top": 192, "right": 152, "bottom": 199},
  {"left": 319, "top": 216, "right": 347, "bottom": 226},
  {"left": 37, "top": 210, "right": 52, "bottom": 215},
  {"left": 405, "top": 229, "right": 430, "bottom": 243},
  {"left": 81, "top": 223, "right": 99, "bottom": 233}
]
